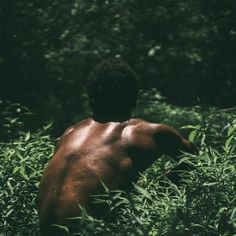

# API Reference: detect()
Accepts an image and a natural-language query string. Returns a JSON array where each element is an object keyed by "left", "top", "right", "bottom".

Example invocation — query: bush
[
  {"left": 0, "top": 100, "right": 33, "bottom": 141},
  {"left": 0, "top": 127, "right": 54, "bottom": 236},
  {"left": 0, "top": 100, "right": 236, "bottom": 235},
  {"left": 65, "top": 113, "right": 236, "bottom": 236}
]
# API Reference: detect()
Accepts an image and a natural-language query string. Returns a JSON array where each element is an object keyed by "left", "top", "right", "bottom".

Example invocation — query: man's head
[{"left": 87, "top": 58, "right": 139, "bottom": 120}]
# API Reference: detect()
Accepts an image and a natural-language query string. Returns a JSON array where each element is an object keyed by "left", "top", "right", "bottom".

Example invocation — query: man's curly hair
[{"left": 87, "top": 58, "right": 139, "bottom": 112}]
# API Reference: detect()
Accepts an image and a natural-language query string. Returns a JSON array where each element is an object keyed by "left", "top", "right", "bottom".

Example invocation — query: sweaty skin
[{"left": 38, "top": 118, "right": 195, "bottom": 235}]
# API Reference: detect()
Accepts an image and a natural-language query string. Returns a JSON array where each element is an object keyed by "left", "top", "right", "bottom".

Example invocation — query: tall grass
[
  {"left": 0, "top": 99, "right": 236, "bottom": 235},
  {"left": 0, "top": 127, "right": 54, "bottom": 236}
]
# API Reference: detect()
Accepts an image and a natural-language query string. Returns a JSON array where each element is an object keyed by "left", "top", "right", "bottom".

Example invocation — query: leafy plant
[
  {"left": 0, "top": 126, "right": 54, "bottom": 236},
  {"left": 0, "top": 100, "right": 33, "bottom": 141},
  {"left": 1, "top": 102, "right": 236, "bottom": 235}
]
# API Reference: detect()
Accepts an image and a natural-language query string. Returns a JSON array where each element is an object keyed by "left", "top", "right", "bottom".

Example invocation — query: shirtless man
[{"left": 38, "top": 58, "right": 196, "bottom": 235}]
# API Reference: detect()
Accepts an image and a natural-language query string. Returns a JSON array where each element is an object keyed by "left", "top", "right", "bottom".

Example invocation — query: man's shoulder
[
  {"left": 64, "top": 118, "right": 178, "bottom": 136},
  {"left": 126, "top": 119, "right": 183, "bottom": 145},
  {"left": 126, "top": 119, "right": 177, "bottom": 134},
  {"left": 122, "top": 118, "right": 177, "bottom": 139},
  {"left": 125, "top": 118, "right": 155, "bottom": 127},
  {"left": 59, "top": 118, "right": 93, "bottom": 140},
  {"left": 66, "top": 118, "right": 93, "bottom": 131}
]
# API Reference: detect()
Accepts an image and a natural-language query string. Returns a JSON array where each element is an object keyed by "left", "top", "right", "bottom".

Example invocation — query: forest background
[
  {"left": 0, "top": 1, "right": 236, "bottom": 235},
  {"left": 1, "top": 0, "right": 236, "bottom": 136}
]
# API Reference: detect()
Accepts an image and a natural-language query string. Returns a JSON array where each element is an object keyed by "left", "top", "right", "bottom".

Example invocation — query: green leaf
[
  {"left": 228, "top": 126, "right": 235, "bottom": 137},
  {"left": 189, "top": 130, "right": 198, "bottom": 142},
  {"left": 10, "top": 118, "right": 19, "bottom": 124},
  {"left": 100, "top": 181, "right": 109, "bottom": 193},
  {"left": 230, "top": 207, "right": 236, "bottom": 222},
  {"left": 52, "top": 224, "right": 69, "bottom": 234},
  {"left": 24, "top": 131, "right": 31, "bottom": 141},
  {"left": 225, "top": 135, "right": 234, "bottom": 150},
  {"left": 7, "top": 181, "right": 14, "bottom": 194},
  {"left": 5, "top": 209, "right": 14, "bottom": 217},
  {"left": 134, "top": 185, "right": 152, "bottom": 200},
  {"left": 20, "top": 166, "right": 28, "bottom": 179},
  {"left": 218, "top": 207, "right": 227, "bottom": 214},
  {"left": 190, "top": 223, "right": 205, "bottom": 229},
  {"left": 181, "top": 125, "right": 201, "bottom": 130},
  {"left": 13, "top": 166, "right": 20, "bottom": 174},
  {"left": 203, "top": 182, "right": 218, "bottom": 186}
]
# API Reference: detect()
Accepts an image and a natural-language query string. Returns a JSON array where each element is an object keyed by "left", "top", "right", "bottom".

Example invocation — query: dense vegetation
[
  {"left": 1, "top": 0, "right": 235, "bottom": 235},
  {"left": 1, "top": 0, "right": 236, "bottom": 135},
  {"left": 0, "top": 99, "right": 235, "bottom": 236}
]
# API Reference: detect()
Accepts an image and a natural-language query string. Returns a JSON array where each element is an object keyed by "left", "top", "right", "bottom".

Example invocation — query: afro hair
[{"left": 87, "top": 58, "right": 139, "bottom": 112}]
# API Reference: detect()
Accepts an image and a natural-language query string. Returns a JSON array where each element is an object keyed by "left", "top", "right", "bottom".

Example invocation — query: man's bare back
[{"left": 38, "top": 118, "right": 194, "bottom": 235}]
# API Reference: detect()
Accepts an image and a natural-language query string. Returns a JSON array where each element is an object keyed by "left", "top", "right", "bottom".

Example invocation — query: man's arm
[
  {"left": 154, "top": 124, "right": 197, "bottom": 157},
  {"left": 154, "top": 124, "right": 198, "bottom": 183}
]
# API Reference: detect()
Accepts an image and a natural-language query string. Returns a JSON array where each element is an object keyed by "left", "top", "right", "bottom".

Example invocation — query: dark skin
[{"left": 38, "top": 117, "right": 195, "bottom": 235}]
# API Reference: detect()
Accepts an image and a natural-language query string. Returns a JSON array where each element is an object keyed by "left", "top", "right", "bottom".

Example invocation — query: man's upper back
[
  {"left": 56, "top": 118, "right": 184, "bottom": 159},
  {"left": 38, "top": 118, "right": 193, "bottom": 234},
  {"left": 52, "top": 118, "right": 160, "bottom": 185},
  {"left": 48, "top": 118, "right": 190, "bottom": 192}
]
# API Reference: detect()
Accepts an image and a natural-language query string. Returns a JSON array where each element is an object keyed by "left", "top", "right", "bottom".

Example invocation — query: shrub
[
  {"left": 1, "top": 98, "right": 236, "bottom": 235},
  {"left": 0, "top": 100, "right": 33, "bottom": 141},
  {"left": 0, "top": 127, "right": 54, "bottom": 236}
]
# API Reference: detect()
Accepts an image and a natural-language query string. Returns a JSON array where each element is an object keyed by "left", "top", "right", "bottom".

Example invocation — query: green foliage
[
  {"left": 0, "top": 102, "right": 236, "bottom": 235},
  {"left": 1, "top": 0, "right": 236, "bottom": 135},
  {"left": 135, "top": 89, "right": 201, "bottom": 128},
  {"left": 0, "top": 100, "right": 33, "bottom": 141},
  {"left": 64, "top": 110, "right": 236, "bottom": 236},
  {"left": 0, "top": 127, "right": 54, "bottom": 236},
  {"left": 135, "top": 89, "right": 236, "bottom": 147}
]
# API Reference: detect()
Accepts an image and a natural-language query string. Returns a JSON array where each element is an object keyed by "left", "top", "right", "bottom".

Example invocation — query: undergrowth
[
  {"left": 0, "top": 98, "right": 236, "bottom": 235},
  {"left": 0, "top": 126, "right": 54, "bottom": 236}
]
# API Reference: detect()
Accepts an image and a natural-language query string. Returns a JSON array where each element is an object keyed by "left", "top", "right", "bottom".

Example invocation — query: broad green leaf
[
  {"left": 228, "top": 126, "right": 235, "bottom": 137},
  {"left": 189, "top": 130, "right": 198, "bottom": 142},
  {"left": 13, "top": 166, "right": 20, "bottom": 174}
]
